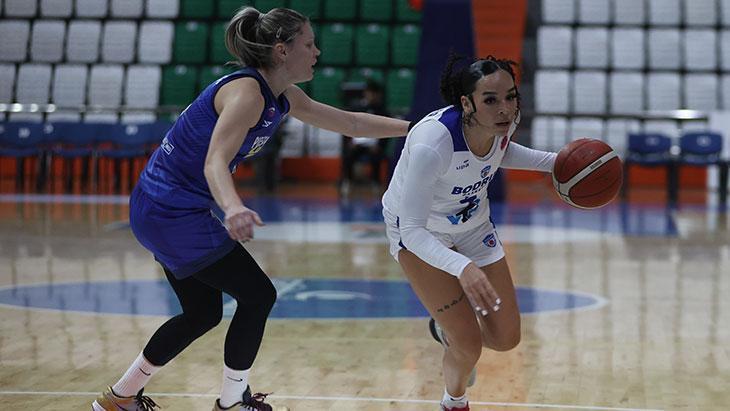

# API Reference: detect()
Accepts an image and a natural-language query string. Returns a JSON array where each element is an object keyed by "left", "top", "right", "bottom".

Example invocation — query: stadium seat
[
  {"left": 111, "top": 0, "right": 143, "bottom": 17},
  {"left": 324, "top": 0, "right": 356, "bottom": 20},
  {"left": 391, "top": 24, "right": 420, "bottom": 67},
  {"left": 0, "top": 64, "right": 16, "bottom": 102},
  {"left": 289, "top": 0, "right": 321, "bottom": 20},
  {"left": 319, "top": 24, "right": 354, "bottom": 65},
  {"left": 161, "top": 65, "right": 198, "bottom": 107},
  {"left": 721, "top": 75, "right": 730, "bottom": 109},
  {"left": 30, "top": 20, "right": 65, "bottom": 63},
  {"left": 535, "top": 70, "right": 570, "bottom": 114},
  {"left": 147, "top": 0, "right": 179, "bottom": 17},
  {"left": 531, "top": 116, "right": 568, "bottom": 151},
  {"left": 102, "top": 21, "right": 138, "bottom": 63},
  {"left": 396, "top": 0, "right": 421, "bottom": 22},
  {"left": 40, "top": 0, "right": 72, "bottom": 17},
  {"left": 684, "top": 74, "right": 719, "bottom": 111},
  {"left": 611, "top": 28, "right": 645, "bottom": 70},
  {"left": 125, "top": 65, "right": 161, "bottom": 109},
  {"left": 5, "top": 0, "right": 36, "bottom": 16},
  {"left": 648, "top": 28, "right": 681, "bottom": 70},
  {"left": 675, "top": 131, "right": 728, "bottom": 205},
  {"left": 683, "top": 29, "right": 717, "bottom": 71},
  {"left": 174, "top": 21, "right": 209, "bottom": 64},
  {"left": 199, "top": 66, "right": 235, "bottom": 91},
  {"left": 52, "top": 64, "right": 88, "bottom": 108},
  {"left": 622, "top": 132, "right": 674, "bottom": 199},
  {"left": 348, "top": 67, "right": 385, "bottom": 84},
  {"left": 647, "top": 73, "right": 681, "bottom": 111},
  {"left": 537, "top": 26, "right": 572, "bottom": 69},
  {"left": 75, "top": 0, "right": 108, "bottom": 17},
  {"left": 385, "top": 68, "right": 415, "bottom": 113},
  {"left": 572, "top": 71, "right": 606, "bottom": 114},
  {"left": 0, "top": 121, "right": 46, "bottom": 190},
  {"left": 181, "top": 0, "right": 213, "bottom": 18},
  {"left": 355, "top": 24, "right": 390, "bottom": 66},
  {"left": 569, "top": 118, "right": 605, "bottom": 141},
  {"left": 722, "top": 0, "right": 730, "bottom": 26},
  {"left": 66, "top": 21, "right": 101, "bottom": 63},
  {"left": 578, "top": 0, "right": 609, "bottom": 24},
  {"left": 210, "top": 22, "right": 233, "bottom": 64},
  {"left": 605, "top": 119, "right": 640, "bottom": 154},
  {"left": 311, "top": 67, "right": 345, "bottom": 107},
  {"left": 575, "top": 27, "right": 608, "bottom": 69},
  {"left": 256, "top": 0, "right": 286, "bottom": 12},
  {"left": 612, "top": 0, "right": 644, "bottom": 25},
  {"left": 648, "top": 0, "right": 680, "bottom": 26},
  {"left": 138, "top": 21, "right": 173, "bottom": 64},
  {"left": 218, "top": 0, "right": 253, "bottom": 18},
  {"left": 361, "top": 0, "right": 392, "bottom": 22},
  {"left": 88, "top": 65, "right": 124, "bottom": 108},
  {"left": 0, "top": 20, "right": 30, "bottom": 62},
  {"left": 16, "top": 64, "right": 52, "bottom": 104},
  {"left": 542, "top": 0, "right": 575, "bottom": 24},
  {"left": 683, "top": 0, "right": 716, "bottom": 26}
]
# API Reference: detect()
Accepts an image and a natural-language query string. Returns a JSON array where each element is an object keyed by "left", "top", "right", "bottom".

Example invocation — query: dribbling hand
[
  {"left": 224, "top": 204, "right": 265, "bottom": 242},
  {"left": 458, "top": 263, "right": 501, "bottom": 316}
]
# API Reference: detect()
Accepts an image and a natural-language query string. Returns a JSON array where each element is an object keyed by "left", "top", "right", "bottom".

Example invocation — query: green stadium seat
[
  {"left": 199, "top": 66, "right": 236, "bottom": 91},
  {"left": 360, "top": 0, "right": 392, "bottom": 22},
  {"left": 311, "top": 67, "right": 345, "bottom": 107},
  {"left": 180, "top": 0, "right": 214, "bottom": 18},
  {"left": 210, "top": 21, "right": 235, "bottom": 64},
  {"left": 289, "top": 0, "right": 321, "bottom": 20},
  {"left": 161, "top": 65, "right": 199, "bottom": 106},
  {"left": 355, "top": 24, "right": 390, "bottom": 66},
  {"left": 391, "top": 24, "right": 420, "bottom": 66},
  {"left": 174, "top": 22, "right": 209, "bottom": 64},
  {"left": 386, "top": 68, "right": 415, "bottom": 114},
  {"left": 255, "top": 0, "right": 286, "bottom": 12},
  {"left": 396, "top": 0, "right": 421, "bottom": 22},
  {"left": 218, "top": 0, "right": 254, "bottom": 18},
  {"left": 324, "top": 0, "right": 356, "bottom": 20},
  {"left": 348, "top": 67, "right": 385, "bottom": 85},
  {"left": 319, "top": 23, "right": 353, "bottom": 65}
]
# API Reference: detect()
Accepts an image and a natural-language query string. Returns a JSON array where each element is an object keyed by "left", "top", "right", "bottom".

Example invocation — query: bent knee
[{"left": 487, "top": 330, "right": 521, "bottom": 352}]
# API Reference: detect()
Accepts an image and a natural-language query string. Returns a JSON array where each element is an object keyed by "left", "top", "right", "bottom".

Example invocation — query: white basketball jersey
[{"left": 382, "top": 106, "right": 515, "bottom": 234}]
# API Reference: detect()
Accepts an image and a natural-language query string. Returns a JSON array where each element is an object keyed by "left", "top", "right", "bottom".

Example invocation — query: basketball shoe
[
  {"left": 440, "top": 403, "right": 470, "bottom": 411},
  {"left": 91, "top": 387, "right": 160, "bottom": 410},
  {"left": 212, "top": 386, "right": 289, "bottom": 411},
  {"left": 429, "top": 318, "right": 477, "bottom": 387}
]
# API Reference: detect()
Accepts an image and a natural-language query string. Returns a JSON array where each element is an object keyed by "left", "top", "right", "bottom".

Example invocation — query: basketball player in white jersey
[{"left": 382, "top": 55, "right": 557, "bottom": 411}]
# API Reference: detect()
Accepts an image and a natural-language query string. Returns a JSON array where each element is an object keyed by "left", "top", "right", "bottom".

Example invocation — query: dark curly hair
[{"left": 439, "top": 53, "right": 520, "bottom": 125}]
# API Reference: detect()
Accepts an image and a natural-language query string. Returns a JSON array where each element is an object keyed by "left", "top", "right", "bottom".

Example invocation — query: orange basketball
[{"left": 552, "top": 138, "right": 623, "bottom": 209}]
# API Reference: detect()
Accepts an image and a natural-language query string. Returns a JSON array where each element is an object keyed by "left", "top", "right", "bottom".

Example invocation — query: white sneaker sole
[{"left": 91, "top": 401, "right": 104, "bottom": 411}]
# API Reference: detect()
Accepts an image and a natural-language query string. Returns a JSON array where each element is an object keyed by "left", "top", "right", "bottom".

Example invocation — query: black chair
[
  {"left": 0, "top": 122, "right": 46, "bottom": 191},
  {"left": 622, "top": 132, "right": 674, "bottom": 201},
  {"left": 671, "top": 131, "right": 727, "bottom": 206}
]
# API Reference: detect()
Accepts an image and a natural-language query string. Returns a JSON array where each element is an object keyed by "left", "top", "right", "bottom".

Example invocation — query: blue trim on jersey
[{"left": 438, "top": 106, "right": 468, "bottom": 152}]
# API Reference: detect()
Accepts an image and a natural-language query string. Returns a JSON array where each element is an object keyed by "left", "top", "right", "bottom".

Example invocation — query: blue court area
[{"left": 0, "top": 278, "right": 605, "bottom": 319}]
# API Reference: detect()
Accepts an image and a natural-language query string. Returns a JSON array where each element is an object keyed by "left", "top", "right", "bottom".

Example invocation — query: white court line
[{"left": 0, "top": 390, "right": 664, "bottom": 411}]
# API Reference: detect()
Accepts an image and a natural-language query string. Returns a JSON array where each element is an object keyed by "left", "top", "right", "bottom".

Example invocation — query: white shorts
[{"left": 383, "top": 211, "right": 505, "bottom": 268}]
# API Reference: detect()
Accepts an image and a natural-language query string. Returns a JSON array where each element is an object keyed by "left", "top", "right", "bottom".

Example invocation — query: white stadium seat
[
  {"left": 75, "top": 0, "right": 108, "bottom": 18},
  {"left": 722, "top": 0, "right": 730, "bottom": 26},
  {"left": 40, "top": 0, "right": 73, "bottom": 17},
  {"left": 684, "top": 74, "right": 719, "bottom": 111},
  {"left": 575, "top": 27, "right": 608, "bottom": 69},
  {"left": 648, "top": 28, "right": 681, "bottom": 70},
  {"left": 535, "top": 70, "right": 571, "bottom": 114},
  {"left": 47, "top": 110, "right": 82, "bottom": 122},
  {"left": 648, "top": 0, "right": 680, "bottom": 26},
  {"left": 66, "top": 21, "right": 101, "bottom": 63},
  {"left": 5, "top": 0, "right": 37, "bottom": 17},
  {"left": 611, "top": 28, "right": 645, "bottom": 70},
  {"left": 88, "top": 65, "right": 125, "bottom": 108},
  {"left": 146, "top": 0, "right": 179, "bottom": 18},
  {"left": 121, "top": 112, "right": 158, "bottom": 124},
  {"left": 531, "top": 116, "right": 569, "bottom": 151},
  {"left": 643, "top": 120, "right": 679, "bottom": 138},
  {"left": 138, "top": 21, "right": 174, "bottom": 64},
  {"left": 609, "top": 72, "right": 645, "bottom": 114},
  {"left": 0, "top": 20, "right": 30, "bottom": 62},
  {"left": 578, "top": 0, "right": 609, "bottom": 24},
  {"left": 684, "top": 0, "right": 717, "bottom": 26},
  {"left": 8, "top": 112, "right": 44, "bottom": 122},
  {"left": 572, "top": 71, "right": 607, "bottom": 114},
  {"left": 721, "top": 75, "right": 730, "bottom": 109},
  {"left": 111, "top": 0, "right": 144, "bottom": 18},
  {"left": 30, "top": 20, "right": 66, "bottom": 63},
  {"left": 542, "top": 0, "right": 575, "bottom": 24},
  {"left": 647, "top": 73, "right": 681, "bottom": 111},
  {"left": 613, "top": 0, "right": 645, "bottom": 25},
  {"left": 537, "top": 26, "right": 573, "bottom": 68},
  {"left": 52, "top": 64, "right": 88, "bottom": 108},
  {"left": 683, "top": 29, "right": 717, "bottom": 71},
  {"left": 125, "top": 65, "right": 162, "bottom": 109},
  {"left": 721, "top": 31, "right": 730, "bottom": 70},
  {"left": 16, "top": 63, "right": 53, "bottom": 104},
  {"left": 0, "top": 64, "right": 16, "bottom": 103},
  {"left": 605, "top": 119, "right": 640, "bottom": 154},
  {"left": 84, "top": 112, "right": 119, "bottom": 123},
  {"left": 569, "top": 118, "right": 605, "bottom": 141},
  {"left": 102, "top": 21, "right": 137, "bottom": 63}
]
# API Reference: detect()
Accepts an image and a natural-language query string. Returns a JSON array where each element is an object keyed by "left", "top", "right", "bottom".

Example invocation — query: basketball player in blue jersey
[
  {"left": 92, "top": 7, "right": 409, "bottom": 411},
  {"left": 382, "top": 55, "right": 557, "bottom": 411}
]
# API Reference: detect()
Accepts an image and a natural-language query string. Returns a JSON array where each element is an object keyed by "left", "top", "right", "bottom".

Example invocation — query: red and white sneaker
[{"left": 440, "top": 402, "right": 469, "bottom": 411}]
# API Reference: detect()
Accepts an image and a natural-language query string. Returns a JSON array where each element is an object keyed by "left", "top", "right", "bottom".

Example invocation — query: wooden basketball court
[{"left": 0, "top": 183, "right": 727, "bottom": 411}]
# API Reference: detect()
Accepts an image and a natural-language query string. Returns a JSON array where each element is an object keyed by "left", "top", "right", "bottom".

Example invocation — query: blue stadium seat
[{"left": 0, "top": 122, "right": 46, "bottom": 191}]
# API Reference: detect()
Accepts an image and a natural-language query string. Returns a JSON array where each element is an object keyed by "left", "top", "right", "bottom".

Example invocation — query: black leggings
[{"left": 143, "top": 244, "right": 277, "bottom": 370}]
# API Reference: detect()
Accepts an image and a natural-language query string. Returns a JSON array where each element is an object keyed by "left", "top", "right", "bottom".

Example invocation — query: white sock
[
  {"left": 442, "top": 388, "right": 468, "bottom": 408},
  {"left": 112, "top": 352, "right": 161, "bottom": 397},
  {"left": 219, "top": 365, "right": 250, "bottom": 408}
]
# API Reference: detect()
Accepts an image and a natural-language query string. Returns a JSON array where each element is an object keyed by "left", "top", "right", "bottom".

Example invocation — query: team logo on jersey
[
  {"left": 446, "top": 195, "right": 480, "bottom": 225},
  {"left": 456, "top": 159, "right": 469, "bottom": 170},
  {"left": 483, "top": 233, "right": 497, "bottom": 248},
  {"left": 262, "top": 120, "right": 273, "bottom": 128},
  {"left": 480, "top": 165, "right": 491, "bottom": 179},
  {"left": 161, "top": 136, "right": 174, "bottom": 155},
  {"left": 500, "top": 136, "right": 509, "bottom": 150},
  {"left": 245, "top": 136, "right": 271, "bottom": 158}
]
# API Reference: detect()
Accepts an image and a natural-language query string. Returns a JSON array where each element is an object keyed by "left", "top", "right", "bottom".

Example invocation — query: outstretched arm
[
  {"left": 501, "top": 141, "right": 556, "bottom": 172},
  {"left": 285, "top": 85, "right": 408, "bottom": 138}
]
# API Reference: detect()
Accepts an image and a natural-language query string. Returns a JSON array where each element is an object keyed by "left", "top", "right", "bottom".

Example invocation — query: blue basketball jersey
[{"left": 137, "top": 67, "right": 290, "bottom": 209}]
